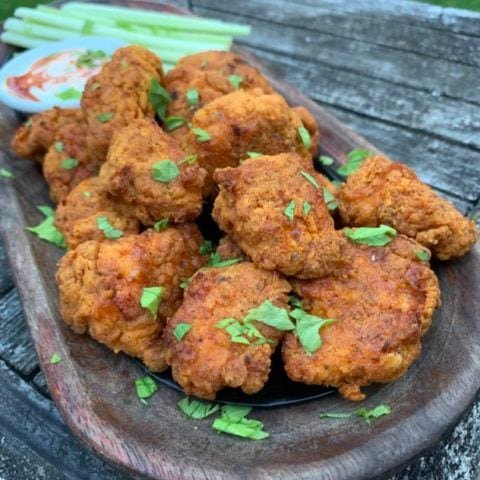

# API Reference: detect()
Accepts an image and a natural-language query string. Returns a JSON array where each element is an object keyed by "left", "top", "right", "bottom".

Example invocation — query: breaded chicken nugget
[
  {"left": 216, "top": 236, "right": 246, "bottom": 261},
  {"left": 164, "top": 50, "right": 273, "bottom": 138},
  {"left": 283, "top": 234, "right": 441, "bottom": 401},
  {"left": 339, "top": 156, "right": 478, "bottom": 260},
  {"left": 12, "top": 108, "right": 83, "bottom": 163},
  {"left": 163, "top": 262, "right": 291, "bottom": 399},
  {"left": 56, "top": 226, "right": 206, "bottom": 371},
  {"left": 98, "top": 117, "right": 206, "bottom": 225},
  {"left": 81, "top": 45, "right": 163, "bottom": 163},
  {"left": 213, "top": 153, "right": 342, "bottom": 279},
  {"left": 185, "top": 89, "right": 319, "bottom": 197},
  {"left": 55, "top": 177, "right": 140, "bottom": 249}
]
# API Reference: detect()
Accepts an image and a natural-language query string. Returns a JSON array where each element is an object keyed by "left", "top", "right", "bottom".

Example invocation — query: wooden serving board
[{"left": 0, "top": 2, "right": 479, "bottom": 479}]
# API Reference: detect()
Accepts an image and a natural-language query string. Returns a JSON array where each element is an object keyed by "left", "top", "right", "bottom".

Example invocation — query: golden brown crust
[
  {"left": 98, "top": 117, "right": 206, "bottom": 225},
  {"left": 56, "top": 226, "right": 206, "bottom": 371},
  {"left": 55, "top": 177, "right": 140, "bottom": 249},
  {"left": 338, "top": 156, "right": 478, "bottom": 260},
  {"left": 212, "top": 153, "right": 342, "bottom": 278},
  {"left": 81, "top": 45, "right": 163, "bottom": 163},
  {"left": 216, "top": 236, "right": 246, "bottom": 261},
  {"left": 282, "top": 234, "right": 441, "bottom": 401},
  {"left": 163, "top": 262, "right": 291, "bottom": 399},
  {"left": 185, "top": 89, "right": 319, "bottom": 197}
]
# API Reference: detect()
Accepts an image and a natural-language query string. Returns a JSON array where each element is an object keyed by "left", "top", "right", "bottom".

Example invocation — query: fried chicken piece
[
  {"left": 163, "top": 262, "right": 291, "bottom": 399},
  {"left": 213, "top": 153, "right": 342, "bottom": 279},
  {"left": 283, "top": 234, "right": 441, "bottom": 401},
  {"left": 55, "top": 177, "right": 140, "bottom": 249},
  {"left": 56, "top": 226, "right": 206, "bottom": 371},
  {"left": 338, "top": 155, "right": 478, "bottom": 260},
  {"left": 12, "top": 108, "right": 83, "bottom": 163},
  {"left": 185, "top": 89, "right": 319, "bottom": 197},
  {"left": 98, "top": 117, "right": 206, "bottom": 225},
  {"left": 81, "top": 45, "right": 163, "bottom": 163},
  {"left": 216, "top": 236, "right": 246, "bottom": 261},
  {"left": 164, "top": 51, "right": 273, "bottom": 139}
]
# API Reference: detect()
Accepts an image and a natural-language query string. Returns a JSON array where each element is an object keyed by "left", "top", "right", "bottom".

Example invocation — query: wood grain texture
[{"left": 0, "top": 1, "right": 479, "bottom": 479}]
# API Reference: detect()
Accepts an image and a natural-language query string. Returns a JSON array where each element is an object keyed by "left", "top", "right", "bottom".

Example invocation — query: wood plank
[
  {"left": 31, "top": 369, "right": 49, "bottom": 397},
  {"left": 0, "top": 243, "right": 14, "bottom": 296},
  {"left": 193, "top": 0, "right": 480, "bottom": 66},
  {"left": 194, "top": 5, "right": 480, "bottom": 106}
]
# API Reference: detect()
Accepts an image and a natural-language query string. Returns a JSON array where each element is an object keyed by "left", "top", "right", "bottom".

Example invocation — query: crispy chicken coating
[
  {"left": 98, "top": 117, "right": 206, "bottom": 225},
  {"left": 11, "top": 108, "right": 83, "bottom": 163},
  {"left": 55, "top": 177, "right": 140, "bottom": 249},
  {"left": 338, "top": 156, "right": 478, "bottom": 260},
  {"left": 163, "top": 262, "right": 291, "bottom": 399},
  {"left": 164, "top": 50, "right": 273, "bottom": 139},
  {"left": 283, "top": 234, "right": 441, "bottom": 401},
  {"left": 216, "top": 236, "right": 246, "bottom": 261},
  {"left": 185, "top": 89, "right": 319, "bottom": 197},
  {"left": 81, "top": 45, "right": 163, "bottom": 163},
  {"left": 213, "top": 153, "right": 342, "bottom": 279},
  {"left": 56, "top": 226, "right": 206, "bottom": 371}
]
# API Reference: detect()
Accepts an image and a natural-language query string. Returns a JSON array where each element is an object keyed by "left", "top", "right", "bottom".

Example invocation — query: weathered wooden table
[{"left": 0, "top": 0, "right": 479, "bottom": 478}]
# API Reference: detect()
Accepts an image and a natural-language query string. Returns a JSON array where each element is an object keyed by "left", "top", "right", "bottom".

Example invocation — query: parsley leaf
[
  {"left": 415, "top": 249, "right": 431, "bottom": 262},
  {"left": 140, "top": 286, "right": 165, "bottom": 318},
  {"left": 208, "top": 252, "right": 242, "bottom": 268},
  {"left": 284, "top": 200, "right": 296, "bottom": 222},
  {"left": 246, "top": 151, "right": 262, "bottom": 158},
  {"left": 199, "top": 240, "right": 214, "bottom": 255},
  {"left": 319, "top": 412, "right": 352, "bottom": 419},
  {"left": 290, "top": 308, "right": 334, "bottom": 355},
  {"left": 179, "top": 154, "right": 198, "bottom": 165},
  {"left": 83, "top": 191, "right": 91, "bottom": 198},
  {"left": 244, "top": 300, "right": 295, "bottom": 331},
  {"left": 288, "top": 295, "right": 303, "bottom": 309},
  {"left": 135, "top": 376, "right": 158, "bottom": 402},
  {"left": 323, "top": 188, "right": 338, "bottom": 211},
  {"left": 319, "top": 155, "right": 334, "bottom": 166},
  {"left": 96, "top": 215, "right": 123, "bottom": 239},
  {"left": 26, "top": 206, "right": 66, "bottom": 248},
  {"left": 186, "top": 88, "right": 199, "bottom": 107},
  {"left": 0, "top": 168, "right": 15, "bottom": 179},
  {"left": 164, "top": 116, "right": 186, "bottom": 132},
  {"left": 192, "top": 127, "right": 211, "bottom": 142},
  {"left": 343, "top": 225, "right": 397, "bottom": 247},
  {"left": 61, "top": 157, "right": 78, "bottom": 170},
  {"left": 303, "top": 200, "right": 312, "bottom": 215},
  {"left": 179, "top": 278, "right": 192, "bottom": 289},
  {"left": 96, "top": 112, "right": 114, "bottom": 123},
  {"left": 298, "top": 126, "right": 311, "bottom": 149},
  {"left": 337, "top": 148, "right": 370, "bottom": 176},
  {"left": 148, "top": 78, "right": 171, "bottom": 121},
  {"left": 228, "top": 74, "right": 243, "bottom": 90},
  {"left": 55, "top": 87, "right": 82, "bottom": 101},
  {"left": 213, "top": 405, "right": 269, "bottom": 440},
  {"left": 152, "top": 160, "right": 179, "bottom": 183},
  {"left": 54, "top": 141, "right": 64, "bottom": 152},
  {"left": 174, "top": 323, "right": 191, "bottom": 341},
  {"left": 178, "top": 397, "right": 219, "bottom": 419},
  {"left": 49, "top": 353, "right": 62, "bottom": 364},
  {"left": 355, "top": 405, "right": 391, "bottom": 424},
  {"left": 300, "top": 170, "right": 319, "bottom": 189},
  {"left": 216, "top": 317, "right": 271, "bottom": 346},
  {"left": 153, "top": 218, "right": 169, "bottom": 231},
  {"left": 76, "top": 49, "right": 107, "bottom": 68}
]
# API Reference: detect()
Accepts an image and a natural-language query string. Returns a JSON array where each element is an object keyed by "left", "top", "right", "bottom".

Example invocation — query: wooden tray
[{"left": 0, "top": 2, "right": 479, "bottom": 479}]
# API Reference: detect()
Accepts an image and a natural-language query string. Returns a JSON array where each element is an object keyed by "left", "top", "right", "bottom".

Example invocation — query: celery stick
[
  {"left": 5, "top": 18, "right": 79, "bottom": 41},
  {"left": 0, "top": 31, "right": 49, "bottom": 49},
  {"left": 15, "top": 7, "right": 85, "bottom": 30}
]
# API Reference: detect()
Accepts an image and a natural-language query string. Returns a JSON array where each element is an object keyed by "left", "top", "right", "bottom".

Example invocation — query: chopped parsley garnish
[
  {"left": 199, "top": 240, "right": 214, "bottom": 255},
  {"left": 300, "top": 170, "right": 319, "bottom": 189},
  {"left": 415, "top": 249, "right": 431, "bottom": 262},
  {"left": 135, "top": 376, "right": 158, "bottom": 403},
  {"left": 284, "top": 200, "right": 296, "bottom": 222},
  {"left": 186, "top": 88, "right": 199, "bottom": 107},
  {"left": 192, "top": 127, "right": 211, "bottom": 142},
  {"left": 319, "top": 155, "right": 334, "bottom": 166},
  {"left": 323, "top": 188, "right": 338, "bottom": 211},
  {"left": 152, "top": 160, "right": 179, "bottom": 183},
  {"left": 337, "top": 148, "right": 370, "bottom": 176},
  {"left": 55, "top": 87, "right": 82, "bottom": 101},
  {"left": 96, "top": 112, "right": 114, "bottom": 123},
  {"left": 96, "top": 215, "right": 123, "bottom": 239},
  {"left": 344, "top": 225, "right": 397, "bottom": 247},
  {"left": 303, "top": 200, "right": 312, "bottom": 215},
  {"left": 215, "top": 317, "right": 272, "bottom": 346},
  {"left": 179, "top": 277, "right": 192, "bottom": 289},
  {"left": 320, "top": 404, "right": 391, "bottom": 425},
  {"left": 49, "top": 353, "right": 62, "bottom": 364},
  {"left": 54, "top": 141, "right": 64, "bottom": 152},
  {"left": 246, "top": 151, "right": 262, "bottom": 158},
  {"left": 26, "top": 205, "right": 66, "bottom": 248},
  {"left": 244, "top": 300, "right": 295, "bottom": 331},
  {"left": 178, "top": 397, "right": 219, "bottom": 419},
  {"left": 61, "top": 157, "right": 78, "bottom": 170},
  {"left": 83, "top": 191, "right": 91, "bottom": 198},
  {"left": 148, "top": 78, "right": 171, "bottom": 121},
  {"left": 0, "top": 168, "right": 15, "bottom": 179},
  {"left": 153, "top": 218, "right": 169, "bottom": 231},
  {"left": 140, "top": 286, "right": 165, "bottom": 318},
  {"left": 76, "top": 49, "right": 107, "bottom": 68},
  {"left": 24, "top": 118, "right": 33, "bottom": 127},
  {"left": 174, "top": 323, "right": 191, "bottom": 341},
  {"left": 164, "top": 116, "right": 186, "bottom": 132},
  {"left": 288, "top": 295, "right": 303, "bottom": 309},
  {"left": 290, "top": 308, "right": 334, "bottom": 355},
  {"left": 213, "top": 405, "right": 269, "bottom": 440},
  {"left": 179, "top": 154, "right": 198, "bottom": 165},
  {"left": 298, "top": 126, "right": 311, "bottom": 149},
  {"left": 208, "top": 252, "right": 242, "bottom": 268},
  {"left": 228, "top": 74, "right": 243, "bottom": 90},
  {"left": 90, "top": 82, "right": 101, "bottom": 91}
]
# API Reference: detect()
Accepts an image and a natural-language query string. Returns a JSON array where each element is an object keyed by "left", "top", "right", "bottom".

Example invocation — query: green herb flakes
[
  {"left": 246, "top": 151, "right": 262, "bottom": 158},
  {"left": 208, "top": 252, "right": 242, "bottom": 268},
  {"left": 152, "top": 160, "right": 179, "bottom": 183},
  {"left": 343, "top": 224, "right": 397, "bottom": 247},
  {"left": 96, "top": 215, "right": 123, "bottom": 239},
  {"left": 54, "top": 141, "right": 64, "bottom": 152},
  {"left": 323, "top": 188, "right": 338, "bottom": 211},
  {"left": 180, "top": 278, "right": 192, "bottom": 289},
  {"left": 178, "top": 397, "right": 219, "bottom": 419},
  {"left": 290, "top": 308, "right": 334, "bottom": 355},
  {"left": 179, "top": 154, "right": 198, "bottom": 165},
  {"left": 55, "top": 87, "right": 82, "bottom": 101},
  {"left": 319, "top": 404, "right": 391, "bottom": 425},
  {"left": 49, "top": 353, "right": 62, "bottom": 364},
  {"left": 215, "top": 317, "right": 270, "bottom": 346},
  {"left": 415, "top": 249, "right": 431, "bottom": 262},
  {"left": 284, "top": 200, "right": 296, "bottom": 222},
  {"left": 192, "top": 127, "right": 211, "bottom": 142},
  {"left": 298, "top": 126, "right": 311, "bottom": 149},
  {"left": 199, "top": 240, "right": 214, "bottom": 255},
  {"left": 337, "top": 148, "right": 370, "bottom": 176},
  {"left": 83, "top": 191, "right": 91, "bottom": 198},
  {"left": 76, "top": 49, "right": 107, "bottom": 68},
  {"left": 24, "top": 118, "right": 33, "bottom": 127},
  {"left": 319, "top": 155, "right": 334, "bottom": 166},
  {"left": 0, "top": 168, "right": 15, "bottom": 179},
  {"left": 228, "top": 74, "right": 243, "bottom": 90},
  {"left": 213, "top": 405, "right": 269, "bottom": 440},
  {"left": 135, "top": 376, "right": 158, "bottom": 402},
  {"left": 26, "top": 205, "right": 66, "bottom": 248},
  {"left": 165, "top": 116, "right": 186, "bottom": 132},
  {"left": 186, "top": 88, "right": 199, "bottom": 107},
  {"left": 303, "top": 200, "right": 312, "bottom": 215},
  {"left": 140, "top": 286, "right": 165, "bottom": 318},
  {"left": 148, "top": 78, "right": 171, "bottom": 121},
  {"left": 288, "top": 295, "right": 303, "bottom": 309},
  {"left": 96, "top": 112, "right": 114, "bottom": 123},
  {"left": 153, "top": 218, "right": 169, "bottom": 231},
  {"left": 174, "top": 323, "right": 191, "bottom": 341},
  {"left": 61, "top": 157, "right": 78, "bottom": 170},
  {"left": 244, "top": 300, "right": 295, "bottom": 331},
  {"left": 300, "top": 170, "right": 319, "bottom": 189}
]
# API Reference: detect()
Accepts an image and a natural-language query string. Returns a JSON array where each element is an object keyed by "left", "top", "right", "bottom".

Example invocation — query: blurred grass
[{"left": 419, "top": 0, "right": 480, "bottom": 10}]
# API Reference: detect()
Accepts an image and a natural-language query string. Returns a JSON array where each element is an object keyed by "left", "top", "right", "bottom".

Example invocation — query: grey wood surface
[{"left": 0, "top": 0, "right": 479, "bottom": 478}]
